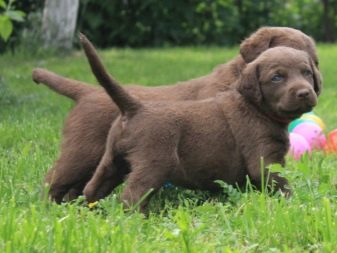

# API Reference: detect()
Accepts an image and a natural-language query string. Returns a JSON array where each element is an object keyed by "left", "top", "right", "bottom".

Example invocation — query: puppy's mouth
[{"left": 279, "top": 106, "right": 313, "bottom": 120}]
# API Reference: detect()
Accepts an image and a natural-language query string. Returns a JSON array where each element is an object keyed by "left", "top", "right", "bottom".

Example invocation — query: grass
[{"left": 1, "top": 44, "right": 337, "bottom": 252}]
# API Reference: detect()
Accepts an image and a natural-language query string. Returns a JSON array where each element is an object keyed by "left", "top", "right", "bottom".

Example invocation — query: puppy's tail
[
  {"left": 79, "top": 33, "right": 141, "bottom": 116},
  {"left": 32, "top": 68, "right": 95, "bottom": 101}
]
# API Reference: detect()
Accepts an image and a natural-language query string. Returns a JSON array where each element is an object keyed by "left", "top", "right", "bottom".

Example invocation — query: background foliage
[
  {"left": 0, "top": 0, "right": 42, "bottom": 53},
  {"left": 0, "top": 0, "right": 25, "bottom": 42},
  {"left": 1, "top": 0, "right": 337, "bottom": 52}
]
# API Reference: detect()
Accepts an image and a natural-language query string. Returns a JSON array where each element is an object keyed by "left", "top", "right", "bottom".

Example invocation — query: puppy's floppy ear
[
  {"left": 309, "top": 58, "right": 322, "bottom": 96},
  {"left": 240, "top": 27, "right": 274, "bottom": 63},
  {"left": 306, "top": 36, "right": 319, "bottom": 67},
  {"left": 237, "top": 63, "right": 262, "bottom": 105}
]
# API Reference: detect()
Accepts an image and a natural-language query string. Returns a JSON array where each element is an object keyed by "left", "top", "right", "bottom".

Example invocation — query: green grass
[{"left": 1, "top": 45, "right": 337, "bottom": 252}]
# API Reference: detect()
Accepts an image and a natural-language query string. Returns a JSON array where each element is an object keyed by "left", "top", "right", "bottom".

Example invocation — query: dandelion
[{"left": 88, "top": 201, "right": 98, "bottom": 209}]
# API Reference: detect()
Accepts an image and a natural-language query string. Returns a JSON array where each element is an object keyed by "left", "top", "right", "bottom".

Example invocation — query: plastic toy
[
  {"left": 301, "top": 113, "right": 326, "bottom": 130},
  {"left": 324, "top": 129, "right": 337, "bottom": 154},
  {"left": 288, "top": 118, "right": 320, "bottom": 132},
  {"left": 287, "top": 112, "right": 328, "bottom": 159},
  {"left": 292, "top": 122, "right": 326, "bottom": 149},
  {"left": 289, "top": 132, "right": 311, "bottom": 160}
]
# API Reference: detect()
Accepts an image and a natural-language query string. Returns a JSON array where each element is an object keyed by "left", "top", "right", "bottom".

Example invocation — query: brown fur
[
  {"left": 80, "top": 34, "right": 321, "bottom": 211},
  {"left": 32, "top": 27, "right": 319, "bottom": 203}
]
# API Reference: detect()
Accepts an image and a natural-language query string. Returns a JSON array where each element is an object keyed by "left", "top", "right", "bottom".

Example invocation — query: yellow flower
[{"left": 88, "top": 201, "right": 98, "bottom": 208}]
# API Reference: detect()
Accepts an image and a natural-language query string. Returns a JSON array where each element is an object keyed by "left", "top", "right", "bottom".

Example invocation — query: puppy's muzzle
[
  {"left": 279, "top": 85, "right": 317, "bottom": 120},
  {"left": 296, "top": 88, "right": 311, "bottom": 100}
]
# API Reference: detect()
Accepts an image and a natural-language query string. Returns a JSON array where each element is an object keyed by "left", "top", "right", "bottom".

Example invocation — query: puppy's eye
[
  {"left": 303, "top": 69, "right": 313, "bottom": 77},
  {"left": 271, "top": 74, "right": 284, "bottom": 83}
]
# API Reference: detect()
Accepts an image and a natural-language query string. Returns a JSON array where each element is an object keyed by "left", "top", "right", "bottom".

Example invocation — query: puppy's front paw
[{"left": 280, "top": 186, "right": 292, "bottom": 198}]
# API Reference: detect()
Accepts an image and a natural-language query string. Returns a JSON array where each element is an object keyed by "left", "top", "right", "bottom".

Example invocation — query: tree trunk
[
  {"left": 321, "top": 0, "right": 335, "bottom": 42},
  {"left": 42, "top": 0, "right": 79, "bottom": 49}
]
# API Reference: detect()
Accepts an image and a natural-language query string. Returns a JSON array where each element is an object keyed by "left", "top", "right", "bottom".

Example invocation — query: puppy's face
[
  {"left": 238, "top": 47, "right": 321, "bottom": 122},
  {"left": 240, "top": 27, "right": 319, "bottom": 68}
]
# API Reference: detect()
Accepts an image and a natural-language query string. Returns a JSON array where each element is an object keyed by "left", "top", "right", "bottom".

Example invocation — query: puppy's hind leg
[
  {"left": 121, "top": 152, "right": 178, "bottom": 213},
  {"left": 120, "top": 173, "right": 159, "bottom": 213},
  {"left": 83, "top": 120, "right": 125, "bottom": 202},
  {"left": 83, "top": 153, "right": 128, "bottom": 203},
  {"left": 45, "top": 153, "right": 95, "bottom": 203}
]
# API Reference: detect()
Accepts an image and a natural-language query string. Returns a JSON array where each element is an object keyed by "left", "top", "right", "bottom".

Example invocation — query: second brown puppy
[{"left": 81, "top": 35, "right": 321, "bottom": 211}]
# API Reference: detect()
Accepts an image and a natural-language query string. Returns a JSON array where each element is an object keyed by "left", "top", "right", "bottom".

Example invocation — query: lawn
[{"left": 0, "top": 44, "right": 337, "bottom": 252}]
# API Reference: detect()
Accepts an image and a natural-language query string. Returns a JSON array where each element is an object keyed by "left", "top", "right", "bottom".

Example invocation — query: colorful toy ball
[
  {"left": 292, "top": 122, "right": 326, "bottom": 149},
  {"left": 325, "top": 129, "right": 337, "bottom": 154},
  {"left": 301, "top": 113, "right": 326, "bottom": 130},
  {"left": 289, "top": 132, "right": 311, "bottom": 160},
  {"left": 288, "top": 118, "right": 316, "bottom": 132}
]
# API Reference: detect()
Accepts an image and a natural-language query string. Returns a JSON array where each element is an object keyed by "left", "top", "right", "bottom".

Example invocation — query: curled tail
[
  {"left": 32, "top": 68, "right": 95, "bottom": 101},
  {"left": 79, "top": 33, "right": 141, "bottom": 116}
]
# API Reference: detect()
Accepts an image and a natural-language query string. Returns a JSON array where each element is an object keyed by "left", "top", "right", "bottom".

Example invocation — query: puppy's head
[
  {"left": 238, "top": 46, "right": 322, "bottom": 123},
  {"left": 240, "top": 27, "right": 319, "bottom": 68}
]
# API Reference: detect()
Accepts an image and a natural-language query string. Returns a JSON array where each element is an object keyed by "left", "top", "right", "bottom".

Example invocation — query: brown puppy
[
  {"left": 80, "top": 35, "right": 321, "bottom": 211},
  {"left": 32, "top": 27, "right": 319, "bottom": 203}
]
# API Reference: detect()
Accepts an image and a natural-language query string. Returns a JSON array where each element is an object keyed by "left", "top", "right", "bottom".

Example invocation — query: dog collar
[{"left": 266, "top": 112, "right": 292, "bottom": 125}]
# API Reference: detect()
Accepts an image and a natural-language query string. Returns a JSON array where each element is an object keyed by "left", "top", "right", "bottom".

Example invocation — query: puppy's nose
[{"left": 296, "top": 89, "right": 310, "bottom": 99}]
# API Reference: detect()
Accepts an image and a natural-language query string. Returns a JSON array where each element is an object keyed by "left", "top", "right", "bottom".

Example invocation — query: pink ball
[
  {"left": 292, "top": 122, "right": 326, "bottom": 150},
  {"left": 289, "top": 132, "right": 311, "bottom": 160}
]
